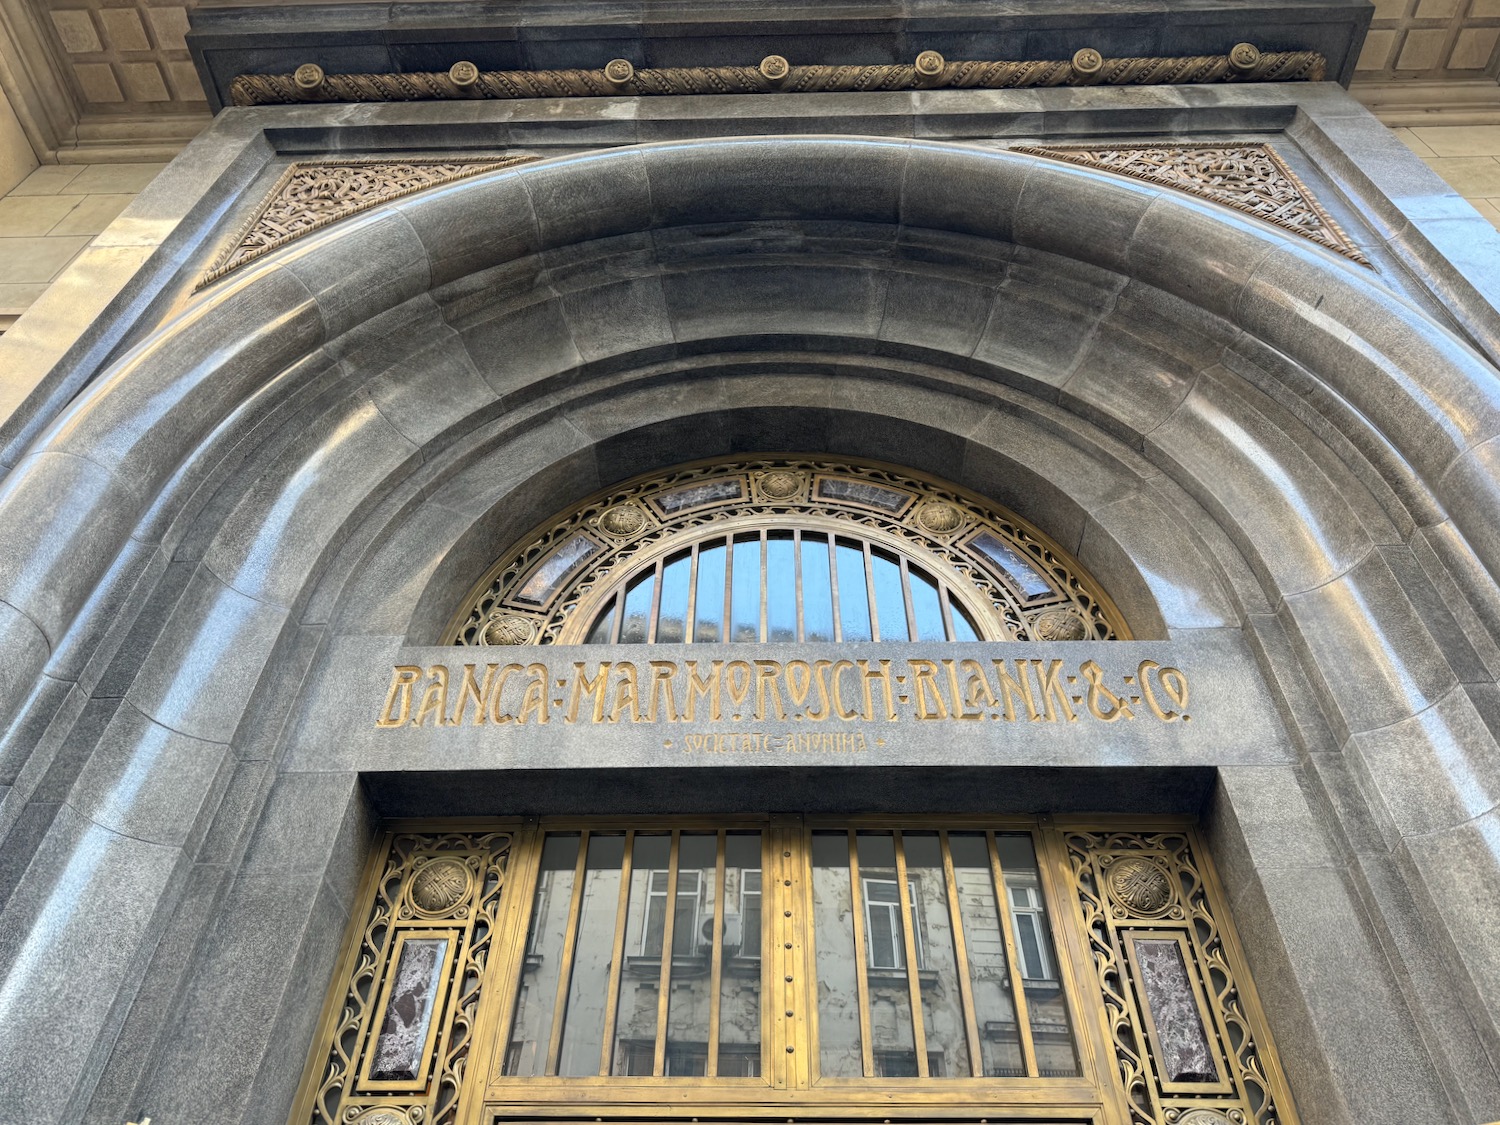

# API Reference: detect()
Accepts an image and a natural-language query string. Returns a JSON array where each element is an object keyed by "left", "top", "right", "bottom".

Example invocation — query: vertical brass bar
[
  {"left": 940, "top": 831, "right": 985, "bottom": 1077},
  {"left": 653, "top": 830, "right": 682, "bottom": 1077},
  {"left": 722, "top": 536, "right": 735, "bottom": 642},
  {"left": 609, "top": 592, "right": 623, "bottom": 644},
  {"left": 863, "top": 542, "right": 880, "bottom": 641},
  {"left": 786, "top": 823, "right": 812, "bottom": 1089},
  {"left": 684, "top": 543, "right": 700, "bottom": 644},
  {"left": 545, "top": 830, "right": 591, "bottom": 1076},
  {"left": 892, "top": 831, "right": 929, "bottom": 1077},
  {"left": 899, "top": 557, "right": 919, "bottom": 643},
  {"left": 759, "top": 530, "right": 769, "bottom": 643},
  {"left": 846, "top": 829, "right": 876, "bottom": 1078},
  {"left": 598, "top": 830, "right": 635, "bottom": 1077},
  {"left": 988, "top": 830, "right": 1038, "bottom": 1077},
  {"left": 938, "top": 587, "right": 958, "bottom": 642},
  {"left": 645, "top": 558, "right": 665, "bottom": 643},
  {"left": 706, "top": 829, "right": 727, "bottom": 1077},
  {"left": 828, "top": 536, "right": 844, "bottom": 643},
  {"left": 794, "top": 530, "right": 805, "bottom": 642}
]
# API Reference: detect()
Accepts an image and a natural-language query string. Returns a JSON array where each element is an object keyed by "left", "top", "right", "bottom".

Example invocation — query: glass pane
[
  {"left": 585, "top": 598, "right": 616, "bottom": 644},
  {"left": 870, "top": 549, "right": 909, "bottom": 642},
  {"left": 613, "top": 835, "right": 672, "bottom": 1074},
  {"left": 766, "top": 533, "right": 797, "bottom": 642},
  {"left": 812, "top": 832, "right": 863, "bottom": 1077},
  {"left": 693, "top": 541, "right": 726, "bottom": 643},
  {"left": 855, "top": 833, "right": 916, "bottom": 1069},
  {"left": 995, "top": 835, "right": 1079, "bottom": 1077},
  {"left": 909, "top": 569, "right": 947, "bottom": 642},
  {"left": 801, "top": 534, "right": 835, "bottom": 642},
  {"left": 656, "top": 551, "right": 691, "bottom": 644},
  {"left": 504, "top": 834, "right": 581, "bottom": 1076},
  {"left": 516, "top": 533, "right": 599, "bottom": 605},
  {"left": 666, "top": 834, "right": 718, "bottom": 1071},
  {"left": 730, "top": 534, "right": 762, "bottom": 642},
  {"left": 902, "top": 833, "right": 971, "bottom": 1078},
  {"left": 619, "top": 570, "right": 656, "bottom": 644},
  {"left": 372, "top": 936, "right": 450, "bottom": 1080},
  {"left": 555, "top": 835, "right": 627, "bottom": 1076},
  {"left": 719, "top": 833, "right": 762, "bottom": 1075},
  {"left": 835, "top": 540, "right": 872, "bottom": 642},
  {"left": 1135, "top": 939, "right": 1217, "bottom": 1083},
  {"left": 949, "top": 597, "right": 980, "bottom": 642},
  {"left": 968, "top": 531, "right": 1052, "bottom": 599},
  {"left": 949, "top": 833, "right": 1023, "bottom": 1077}
]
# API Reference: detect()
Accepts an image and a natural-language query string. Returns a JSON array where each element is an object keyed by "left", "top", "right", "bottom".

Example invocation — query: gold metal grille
[
  {"left": 292, "top": 819, "right": 1298, "bottom": 1125},
  {"left": 446, "top": 458, "right": 1129, "bottom": 646}
]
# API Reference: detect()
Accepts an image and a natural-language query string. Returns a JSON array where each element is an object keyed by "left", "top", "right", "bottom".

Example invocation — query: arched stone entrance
[{"left": 0, "top": 137, "right": 1493, "bottom": 1125}]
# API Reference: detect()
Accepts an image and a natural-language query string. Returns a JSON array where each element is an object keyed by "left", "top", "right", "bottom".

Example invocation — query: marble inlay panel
[
  {"left": 1135, "top": 938, "right": 1217, "bottom": 1083},
  {"left": 372, "top": 936, "right": 450, "bottom": 1081}
]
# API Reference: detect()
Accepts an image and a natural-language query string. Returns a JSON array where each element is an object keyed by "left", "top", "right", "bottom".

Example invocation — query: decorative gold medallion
[
  {"left": 410, "top": 858, "right": 472, "bottom": 916},
  {"left": 757, "top": 470, "right": 803, "bottom": 500},
  {"left": 598, "top": 504, "right": 649, "bottom": 537},
  {"left": 1033, "top": 607, "right": 1089, "bottom": 640},
  {"left": 1106, "top": 856, "right": 1174, "bottom": 916},
  {"left": 1172, "top": 1110, "right": 1238, "bottom": 1125},
  {"left": 482, "top": 614, "right": 536, "bottom": 645},
  {"left": 348, "top": 1110, "right": 407, "bottom": 1125},
  {"left": 915, "top": 501, "right": 965, "bottom": 534}
]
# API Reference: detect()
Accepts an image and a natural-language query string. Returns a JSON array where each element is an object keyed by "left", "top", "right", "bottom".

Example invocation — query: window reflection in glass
[
  {"left": 902, "top": 832, "right": 972, "bottom": 1079},
  {"left": 504, "top": 833, "right": 580, "bottom": 1076},
  {"left": 948, "top": 832, "right": 1024, "bottom": 1077},
  {"left": 812, "top": 832, "right": 863, "bottom": 1077},
  {"left": 995, "top": 834, "right": 1079, "bottom": 1078},
  {"left": 558, "top": 835, "right": 626, "bottom": 1075}
]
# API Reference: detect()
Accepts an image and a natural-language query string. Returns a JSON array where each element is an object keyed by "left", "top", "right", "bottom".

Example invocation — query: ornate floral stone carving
[
  {"left": 201, "top": 156, "right": 537, "bottom": 285},
  {"left": 1013, "top": 143, "right": 1369, "bottom": 264}
]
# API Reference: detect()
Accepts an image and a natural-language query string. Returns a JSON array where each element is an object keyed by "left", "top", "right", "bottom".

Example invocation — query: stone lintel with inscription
[{"left": 286, "top": 631, "right": 1293, "bottom": 775}]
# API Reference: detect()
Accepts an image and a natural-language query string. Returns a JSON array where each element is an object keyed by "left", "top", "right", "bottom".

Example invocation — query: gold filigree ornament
[
  {"left": 1032, "top": 606, "right": 1090, "bottom": 640},
  {"left": 756, "top": 470, "right": 804, "bottom": 500},
  {"left": 408, "top": 857, "right": 473, "bottom": 918},
  {"left": 597, "top": 503, "right": 649, "bottom": 537},
  {"left": 345, "top": 1110, "right": 411, "bottom": 1125},
  {"left": 1169, "top": 1110, "right": 1244, "bottom": 1125},
  {"left": 915, "top": 500, "right": 965, "bottom": 534},
  {"left": 482, "top": 613, "right": 537, "bottom": 645},
  {"left": 1104, "top": 855, "right": 1175, "bottom": 917}
]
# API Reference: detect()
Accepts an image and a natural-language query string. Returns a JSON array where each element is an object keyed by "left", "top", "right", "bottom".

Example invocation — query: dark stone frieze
[
  {"left": 1013, "top": 143, "right": 1370, "bottom": 265},
  {"left": 227, "top": 46, "right": 1326, "bottom": 107},
  {"left": 200, "top": 155, "right": 539, "bottom": 285}
]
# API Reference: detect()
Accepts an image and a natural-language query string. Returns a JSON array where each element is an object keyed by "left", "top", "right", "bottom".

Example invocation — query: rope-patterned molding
[{"left": 228, "top": 45, "right": 1326, "bottom": 106}]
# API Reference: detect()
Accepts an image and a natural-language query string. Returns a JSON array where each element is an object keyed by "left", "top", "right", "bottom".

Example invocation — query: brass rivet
[
  {"left": 914, "top": 50, "right": 945, "bottom": 77},
  {"left": 785, "top": 975, "right": 794, "bottom": 982},
  {"left": 293, "top": 63, "right": 325, "bottom": 90},
  {"left": 786, "top": 1009, "right": 794, "bottom": 1017},
  {"left": 604, "top": 58, "right": 636, "bottom": 86},
  {"left": 786, "top": 1045, "right": 795, "bottom": 1053},
  {"left": 783, "top": 850, "right": 791, "bottom": 858},
  {"left": 783, "top": 879, "right": 791, "bottom": 886},
  {"left": 1071, "top": 47, "right": 1103, "bottom": 75},
  {"left": 783, "top": 909, "right": 792, "bottom": 917},
  {"left": 760, "top": 54, "right": 790, "bottom": 82},
  {"left": 784, "top": 941, "right": 793, "bottom": 949},
  {"left": 1228, "top": 42, "right": 1262, "bottom": 73},
  {"left": 448, "top": 60, "right": 479, "bottom": 87}
]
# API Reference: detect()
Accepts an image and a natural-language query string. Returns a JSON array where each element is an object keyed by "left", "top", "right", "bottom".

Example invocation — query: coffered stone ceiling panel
[
  {"left": 1356, "top": 0, "right": 1500, "bottom": 77},
  {"left": 40, "top": 0, "right": 205, "bottom": 110}
]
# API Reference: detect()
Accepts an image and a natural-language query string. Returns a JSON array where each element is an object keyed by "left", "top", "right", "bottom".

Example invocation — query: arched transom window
[{"left": 448, "top": 458, "right": 1128, "bottom": 645}]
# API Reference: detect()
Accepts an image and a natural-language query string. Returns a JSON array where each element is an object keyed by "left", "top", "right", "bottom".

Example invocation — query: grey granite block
[
  {"left": 0, "top": 600, "right": 51, "bottom": 745},
  {"left": 1012, "top": 157, "right": 1158, "bottom": 276},
  {"left": 527, "top": 145, "right": 653, "bottom": 247},
  {"left": 393, "top": 160, "right": 542, "bottom": 289},
  {"left": 282, "top": 210, "right": 432, "bottom": 340},
  {"left": 663, "top": 260, "right": 884, "bottom": 345}
]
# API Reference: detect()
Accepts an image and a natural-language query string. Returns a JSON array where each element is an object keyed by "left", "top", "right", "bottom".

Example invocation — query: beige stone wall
[
  {"left": 1395, "top": 123, "right": 1500, "bottom": 225},
  {"left": 0, "top": 85, "right": 38, "bottom": 198}
]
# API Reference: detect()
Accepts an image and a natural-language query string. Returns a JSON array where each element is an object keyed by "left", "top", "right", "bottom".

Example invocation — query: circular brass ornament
[
  {"left": 483, "top": 614, "right": 536, "bottom": 645},
  {"left": 1071, "top": 48, "right": 1103, "bottom": 75},
  {"left": 294, "top": 63, "right": 326, "bottom": 90},
  {"left": 915, "top": 50, "right": 945, "bottom": 76},
  {"left": 1106, "top": 856, "right": 1173, "bottom": 916},
  {"left": 758, "top": 471, "right": 802, "bottom": 500},
  {"left": 604, "top": 58, "right": 636, "bottom": 85},
  {"left": 916, "top": 501, "right": 964, "bottom": 534},
  {"left": 1173, "top": 1111, "right": 1237, "bottom": 1125},
  {"left": 350, "top": 1111, "right": 406, "bottom": 1125},
  {"left": 411, "top": 858, "right": 472, "bottom": 915},
  {"left": 1228, "top": 42, "right": 1261, "bottom": 72},
  {"left": 1032, "top": 607, "right": 1089, "bottom": 641},
  {"left": 760, "top": 55, "right": 791, "bottom": 81},
  {"left": 599, "top": 503, "right": 648, "bottom": 536},
  {"left": 448, "top": 60, "right": 479, "bottom": 86}
]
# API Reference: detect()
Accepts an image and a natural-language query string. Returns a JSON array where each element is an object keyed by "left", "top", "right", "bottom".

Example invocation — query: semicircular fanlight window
[{"left": 446, "top": 458, "right": 1128, "bottom": 646}]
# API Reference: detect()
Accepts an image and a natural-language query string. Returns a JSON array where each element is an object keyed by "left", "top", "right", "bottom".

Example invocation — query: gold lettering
[
  {"left": 959, "top": 658, "right": 998, "bottom": 713},
  {"left": 1138, "top": 660, "right": 1190, "bottom": 721},
  {"left": 411, "top": 665, "right": 451, "bottom": 727},
  {"left": 725, "top": 660, "right": 753, "bottom": 715},
  {"left": 859, "top": 659, "right": 898, "bottom": 721},
  {"left": 784, "top": 660, "right": 814, "bottom": 710},
  {"left": 1033, "top": 659, "right": 1078, "bottom": 723},
  {"left": 809, "top": 660, "right": 833, "bottom": 721},
  {"left": 452, "top": 662, "right": 498, "bottom": 726},
  {"left": 377, "top": 665, "right": 422, "bottom": 727},
  {"left": 755, "top": 660, "right": 788, "bottom": 720},
  {"left": 1080, "top": 659, "right": 1133, "bottom": 722},
  {"left": 830, "top": 661, "right": 860, "bottom": 720},
  {"left": 992, "top": 659, "right": 1042, "bottom": 722},
  {"left": 908, "top": 659, "right": 949, "bottom": 720},
  {"left": 648, "top": 660, "right": 680, "bottom": 722},
  {"left": 610, "top": 662, "right": 642, "bottom": 723},
  {"left": 566, "top": 662, "right": 611, "bottom": 724},
  {"left": 684, "top": 660, "right": 723, "bottom": 722},
  {"left": 941, "top": 658, "right": 985, "bottom": 720},
  {"left": 488, "top": 664, "right": 524, "bottom": 724},
  {"left": 517, "top": 663, "right": 551, "bottom": 724}
]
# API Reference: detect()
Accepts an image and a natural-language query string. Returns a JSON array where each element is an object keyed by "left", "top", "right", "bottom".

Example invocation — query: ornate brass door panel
[{"left": 291, "top": 819, "right": 1296, "bottom": 1125}]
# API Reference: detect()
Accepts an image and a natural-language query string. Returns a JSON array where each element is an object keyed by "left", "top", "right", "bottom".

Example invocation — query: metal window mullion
[
  {"left": 645, "top": 558, "right": 665, "bottom": 643},
  {"left": 545, "top": 830, "right": 592, "bottom": 1076},
  {"left": 892, "top": 832, "right": 929, "bottom": 1077},
  {"left": 598, "top": 830, "right": 635, "bottom": 1076},
  {"left": 722, "top": 537, "right": 734, "bottom": 643},
  {"left": 828, "top": 536, "right": 844, "bottom": 643},
  {"left": 794, "top": 530, "right": 805, "bottom": 642},
  {"left": 759, "top": 531, "right": 769, "bottom": 643},
  {"left": 987, "top": 830, "right": 1039, "bottom": 1077},
  {"left": 608, "top": 592, "right": 623, "bottom": 644},
  {"left": 706, "top": 829, "right": 728, "bottom": 1077},
  {"left": 846, "top": 830, "right": 876, "bottom": 1078},
  {"left": 863, "top": 542, "right": 880, "bottom": 641},
  {"left": 938, "top": 586, "right": 958, "bottom": 642},
  {"left": 899, "top": 557, "right": 919, "bottom": 643},
  {"left": 684, "top": 544, "right": 700, "bottom": 645},
  {"left": 653, "top": 830, "right": 682, "bottom": 1077},
  {"left": 940, "top": 831, "right": 985, "bottom": 1077}
]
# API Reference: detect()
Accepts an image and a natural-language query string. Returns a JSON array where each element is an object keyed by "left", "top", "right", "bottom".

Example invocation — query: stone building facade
[{"left": 2, "top": 3, "right": 1500, "bottom": 1125}]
